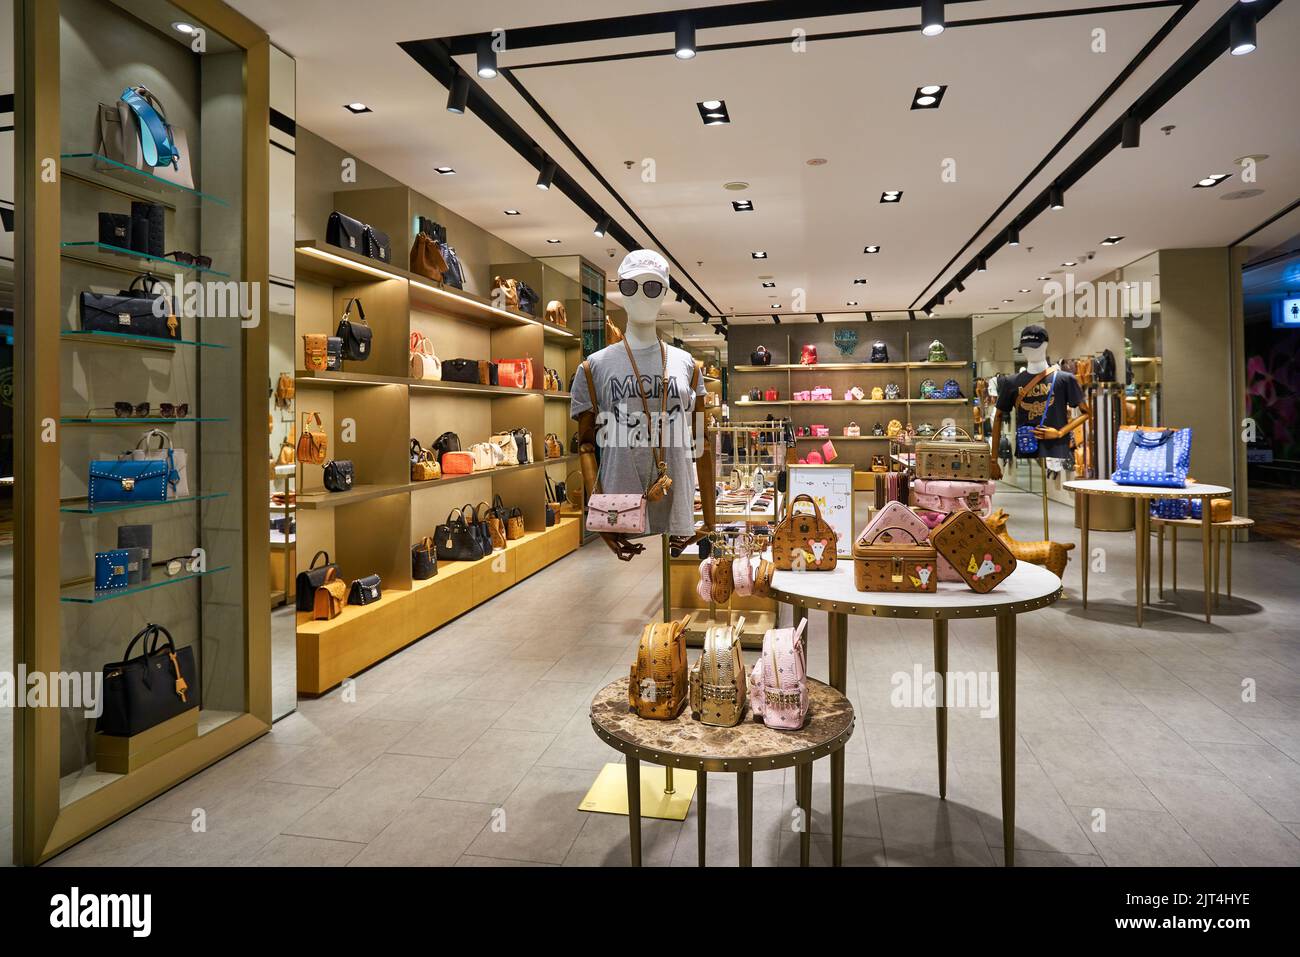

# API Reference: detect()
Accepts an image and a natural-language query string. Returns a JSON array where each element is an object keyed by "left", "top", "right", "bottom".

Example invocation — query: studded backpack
[
  {"left": 628, "top": 616, "right": 692, "bottom": 719},
  {"left": 748, "top": 619, "right": 809, "bottom": 731},
  {"left": 689, "top": 617, "right": 748, "bottom": 727}
]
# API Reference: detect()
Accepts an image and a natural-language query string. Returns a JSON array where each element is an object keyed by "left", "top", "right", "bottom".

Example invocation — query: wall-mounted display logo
[{"left": 832, "top": 328, "right": 858, "bottom": 356}]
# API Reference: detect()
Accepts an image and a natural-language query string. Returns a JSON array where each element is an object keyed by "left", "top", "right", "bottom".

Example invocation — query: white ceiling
[{"left": 230, "top": 0, "right": 1300, "bottom": 334}]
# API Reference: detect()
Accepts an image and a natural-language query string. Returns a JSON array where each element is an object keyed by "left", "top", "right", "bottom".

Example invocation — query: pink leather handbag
[
  {"left": 732, "top": 553, "right": 754, "bottom": 597},
  {"left": 911, "top": 478, "right": 995, "bottom": 516},
  {"left": 811, "top": 424, "right": 830, "bottom": 437},
  {"left": 748, "top": 619, "right": 809, "bottom": 730},
  {"left": 586, "top": 493, "right": 648, "bottom": 534},
  {"left": 794, "top": 390, "right": 812, "bottom": 402},
  {"left": 856, "top": 501, "right": 932, "bottom": 551},
  {"left": 811, "top": 387, "right": 833, "bottom": 401},
  {"left": 697, "top": 557, "right": 715, "bottom": 602}
]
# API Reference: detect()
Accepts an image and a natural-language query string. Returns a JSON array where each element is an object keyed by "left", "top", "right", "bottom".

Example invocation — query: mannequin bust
[
  {"left": 990, "top": 324, "right": 1091, "bottom": 480},
  {"left": 572, "top": 250, "right": 716, "bottom": 561}
]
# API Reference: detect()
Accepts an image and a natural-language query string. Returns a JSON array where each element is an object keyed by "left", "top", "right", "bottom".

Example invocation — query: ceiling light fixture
[
  {"left": 593, "top": 214, "right": 610, "bottom": 237},
  {"left": 1194, "top": 173, "right": 1231, "bottom": 188},
  {"left": 1048, "top": 184, "right": 1065, "bottom": 209},
  {"left": 761, "top": 281, "right": 775, "bottom": 288},
  {"left": 1002, "top": 299, "right": 1014, "bottom": 303},
  {"left": 921, "top": 0, "right": 945, "bottom": 36},
  {"left": 1062, "top": 260, "right": 1078, "bottom": 267},
  {"left": 771, "top": 304, "right": 782, "bottom": 309},
  {"left": 545, "top": 238, "right": 562, "bottom": 244},
  {"left": 476, "top": 36, "right": 498, "bottom": 79},
  {"left": 847, "top": 301, "right": 859, "bottom": 306},
  {"left": 864, "top": 311, "right": 873, "bottom": 321},
  {"left": 880, "top": 190, "right": 903, "bottom": 203},
  {"left": 343, "top": 102, "right": 371, "bottom": 114},
  {"left": 976, "top": 256, "right": 987, "bottom": 272},
  {"left": 171, "top": 21, "right": 196, "bottom": 34},
  {"left": 923, "top": 306, "right": 933, "bottom": 316},
  {"left": 1121, "top": 114, "right": 1141, "bottom": 149},
  {"left": 772, "top": 314, "right": 781, "bottom": 325},
  {"left": 1100, "top": 235, "right": 1124, "bottom": 245},
  {"left": 911, "top": 84, "right": 947, "bottom": 109},
  {"left": 1007, "top": 223, "right": 1020, "bottom": 246},
  {"left": 696, "top": 100, "right": 730, "bottom": 125},
  {"left": 1037, "top": 275, "right": 1051, "bottom": 281},
  {"left": 955, "top": 280, "right": 965, "bottom": 292},
  {"left": 751, "top": 251, "right": 767, "bottom": 259},
  {"left": 446, "top": 71, "right": 470, "bottom": 114},
  {"left": 863, "top": 245, "right": 881, "bottom": 254},
  {"left": 1019, "top": 288, "right": 1031, "bottom": 293},
  {"left": 434, "top": 166, "right": 455, "bottom": 175},
  {"left": 536, "top": 158, "right": 557, "bottom": 190},
  {"left": 853, "top": 278, "right": 868, "bottom": 285},
  {"left": 731, "top": 200, "right": 753, "bottom": 211},
  {"left": 1229, "top": 7, "right": 1257, "bottom": 55},
  {"left": 675, "top": 17, "right": 697, "bottom": 59},
  {"left": 504, "top": 209, "right": 521, "bottom": 216},
  {"left": 908, "top": 310, "right": 918, "bottom": 320}
]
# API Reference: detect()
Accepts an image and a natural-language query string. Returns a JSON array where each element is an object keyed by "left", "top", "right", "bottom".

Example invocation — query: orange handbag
[
  {"left": 496, "top": 358, "right": 534, "bottom": 390},
  {"left": 296, "top": 412, "right": 328, "bottom": 465},
  {"left": 441, "top": 451, "right": 474, "bottom": 475}
]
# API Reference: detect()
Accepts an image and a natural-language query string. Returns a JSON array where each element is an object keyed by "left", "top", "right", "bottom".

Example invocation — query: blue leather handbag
[
  {"left": 88, "top": 458, "right": 173, "bottom": 506},
  {"left": 119, "top": 86, "right": 179, "bottom": 170}
]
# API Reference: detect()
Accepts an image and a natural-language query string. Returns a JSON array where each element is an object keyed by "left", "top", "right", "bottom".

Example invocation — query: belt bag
[
  {"left": 295, "top": 550, "right": 337, "bottom": 612},
  {"left": 89, "top": 459, "right": 171, "bottom": 505},
  {"left": 586, "top": 493, "right": 648, "bottom": 535},
  {"left": 79, "top": 274, "right": 179, "bottom": 341},
  {"left": 335, "top": 298, "right": 371, "bottom": 361},
  {"left": 326, "top": 210, "right": 366, "bottom": 254},
  {"left": 97, "top": 624, "right": 198, "bottom": 737},
  {"left": 126, "top": 428, "right": 188, "bottom": 497},
  {"left": 348, "top": 574, "right": 382, "bottom": 605},
  {"left": 323, "top": 459, "right": 354, "bottom": 492},
  {"left": 363, "top": 225, "right": 390, "bottom": 263},
  {"left": 854, "top": 526, "right": 938, "bottom": 593},
  {"left": 911, "top": 478, "right": 995, "bottom": 516},
  {"left": 442, "top": 358, "right": 479, "bottom": 384},
  {"left": 496, "top": 358, "right": 533, "bottom": 390}
]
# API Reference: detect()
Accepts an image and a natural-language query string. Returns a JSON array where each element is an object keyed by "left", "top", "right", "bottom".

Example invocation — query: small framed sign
[{"left": 786, "top": 463, "right": 856, "bottom": 557}]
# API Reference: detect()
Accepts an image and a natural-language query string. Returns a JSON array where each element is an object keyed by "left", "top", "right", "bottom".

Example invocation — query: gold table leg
[
  {"left": 1135, "top": 499, "right": 1146, "bottom": 627},
  {"left": 995, "top": 612, "right": 1017, "bottom": 867},
  {"left": 737, "top": 771, "right": 753, "bottom": 867},
  {"left": 697, "top": 770, "right": 706, "bottom": 867},
  {"left": 827, "top": 611, "right": 848, "bottom": 693},
  {"left": 933, "top": 619, "right": 949, "bottom": 799},
  {"left": 1080, "top": 492, "right": 1090, "bottom": 609},
  {"left": 1213, "top": 525, "right": 1221, "bottom": 610},
  {"left": 831, "top": 748, "right": 845, "bottom": 867},
  {"left": 796, "top": 762, "right": 812, "bottom": 867},
  {"left": 1227, "top": 527, "right": 1234, "bottom": 599},
  {"left": 1172, "top": 525, "right": 1178, "bottom": 591},
  {"left": 794, "top": 602, "right": 808, "bottom": 635},
  {"left": 626, "top": 755, "right": 642, "bottom": 866},
  {"left": 1201, "top": 500, "right": 1212, "bottom": 624},
  {"left": 1157, "top": 523, "right": 1165, "bottom": 599}
]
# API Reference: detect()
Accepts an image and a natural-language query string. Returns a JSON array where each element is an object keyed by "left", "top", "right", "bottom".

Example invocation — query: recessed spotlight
[
  {"left": 724, "top": 181, "right": 750, "bottom": 191},
  {"left": 1061, "top": 261, "right": 1078, "bottom": 267},
  {"left": 1037, "top": 276, "right": 1051, "bottom": 281},
  {"left": 731, "top": 200, "right": 753, "bottom": 212},
  {"left": 880, "top": 191, "right": 903, "bottom": 203},
  {"left": 1018, "top": 288, "right": 1031, "bottom": 293},
  {"left": 343, "top": 102, "right": 371, "bottom": 114},
  {"left": 171, "top": 21, "right": 196, "bottom": 34},
  {"left": 760, "top": 281, "right": 775, "bottom": 288},
  {"left": 806, "top": 158, "right": 829, "bottom": 166},
  {"left": 751, "top": 251, "right": 767, "bottom": 259},
  {"left": 1100, "top": 235, "right": 1124, "bottom": 245},
  {"left": 1194, "top": 173, "right": 1231, "bottom": 189},
  {"left": 545, "top": 238, "right": 562, "bottom": 244},
  {"left": 697, "top": 100, "right": 730, "bottom": 125},
  {"left": 863, "top": 245, "right": 881, "bottom": 254},
  {"left": 911, "top": 85, "right": 947, "bottom": 109},
  {"left": 1002, "top": 299, "right": 1015, "bottom": 303},
  {"left": 853, "top": 278, "right": 868, "bottom": 285},
  {"left": 846, "top": 300, "right": 859, "bottom": 306},
  {"left": 771, "top": 304, "right": 781, "bottom": 309},
  {"left": 434, "top": 166, "right": 455, "bottom": 175},
  {"left": 504, "top": 209, "right": 521, "bottom": 216}
]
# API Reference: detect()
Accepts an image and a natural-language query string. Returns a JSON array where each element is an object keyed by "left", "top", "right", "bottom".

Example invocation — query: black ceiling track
[{"left": 915, "top": 0, "right": 1286, "bottom": 314}]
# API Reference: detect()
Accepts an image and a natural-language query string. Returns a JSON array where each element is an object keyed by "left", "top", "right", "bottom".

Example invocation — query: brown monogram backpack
[{"left": 628, "top": 616, "right": 691, "bottom": 719}]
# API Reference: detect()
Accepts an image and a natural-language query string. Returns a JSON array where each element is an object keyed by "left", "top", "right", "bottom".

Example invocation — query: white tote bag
[{"left": 128, "top": 429, "right": 189, "bottom": 498}]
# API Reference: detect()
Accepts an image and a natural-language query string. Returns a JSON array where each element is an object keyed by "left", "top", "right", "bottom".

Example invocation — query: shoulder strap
[
  {"left": 581, "top": 360, "right": 598, "bottom": 414},
  {"left": 1014, "top": 365, "right": 1059, "bottom": 411}
]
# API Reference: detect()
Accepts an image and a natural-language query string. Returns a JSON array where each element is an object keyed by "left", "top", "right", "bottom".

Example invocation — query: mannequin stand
[
  {"left": 1039, "top": 459, "right": 1050, "bottom": 541},
  {"left": 578, "top": 534, "right": 697, "bottom": 820}
]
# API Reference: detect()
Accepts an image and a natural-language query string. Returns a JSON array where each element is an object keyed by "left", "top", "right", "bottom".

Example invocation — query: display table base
[{"left": 579, "top": 762, "right": 697, "bottom": 821}]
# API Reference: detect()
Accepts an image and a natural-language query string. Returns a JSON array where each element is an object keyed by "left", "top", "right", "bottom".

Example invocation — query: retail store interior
[{"left": 2, "top": 0, "right": 1299, "bottom": 870}]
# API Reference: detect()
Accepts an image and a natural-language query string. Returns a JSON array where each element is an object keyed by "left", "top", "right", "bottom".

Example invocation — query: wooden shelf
[
  {"left": 543, "top": 391, "right": 573, "bottom": 401},
  {"left": 296, "top": 482, "right": 412, "bottom": 510},
  {"left": 409, "top": 379, "right": 544, "bottom": 398},
  {"left": 294, "top": 239, "right": 409, "bottom": 284},
  {"left": 410, "top": 460, "right": 550, "bottom": 490},
  {"left": 794, "top": 435, "right": 889, "bottom": 441},
  {"left": 732, "top": 361, "right": 969, "bottom": 372},
  {"left": 296, "top": 369, "right": 413, "bottom": 389}
]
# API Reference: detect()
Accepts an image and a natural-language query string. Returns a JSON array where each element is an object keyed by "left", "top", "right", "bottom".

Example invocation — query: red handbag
[
  {"left": 496, "top": 358, "right": 534, "bottom": 390},
  {"left": 764, "top": 388, "right": 779, "bottom": 401},
  {"left": 800, "top": 344, "right": 818, "bottom": 365}
]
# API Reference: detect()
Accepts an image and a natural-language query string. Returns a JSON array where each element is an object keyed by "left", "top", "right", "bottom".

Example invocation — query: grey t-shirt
[{"left": 570, "top": 341, "right": 704, "bottom": 536}]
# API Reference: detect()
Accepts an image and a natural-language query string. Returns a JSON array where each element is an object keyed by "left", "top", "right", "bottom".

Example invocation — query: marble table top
[
  {"left": 1063, "top": 478, "right": 1232, "bottom": 498},
  {"left": 591, "top": 677, "right": 854, "bottom": 772},
  {"left": 768, "top": 560, "right": 1062, "bottom": 619}
]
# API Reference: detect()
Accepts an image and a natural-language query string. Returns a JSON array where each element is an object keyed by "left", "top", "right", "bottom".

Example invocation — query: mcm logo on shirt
[{"left": 1017, "top": 378, "right": 1054, "bottom": 421}]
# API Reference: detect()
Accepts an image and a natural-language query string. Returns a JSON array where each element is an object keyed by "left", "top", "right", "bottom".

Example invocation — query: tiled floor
[{"left": 46, "top": 491, "right": 1300, "bottom": 866}]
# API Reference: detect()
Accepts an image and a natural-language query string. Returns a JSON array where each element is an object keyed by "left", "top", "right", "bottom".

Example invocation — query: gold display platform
[{"left": 579, "top": 762, "right": 697, "bottom": 821}]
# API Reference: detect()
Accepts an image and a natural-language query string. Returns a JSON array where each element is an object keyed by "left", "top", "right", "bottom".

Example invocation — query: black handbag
[
  {"left": 491, "top": 493, "right": 509, "bottom": 524},
  {"left": 750, "top": 345, "right": 772, "bottom": 366},
  {"left": 417, "top": 215, "right": 447, "bottom": 245},
  {"left": 326, "top": 210, "right": 366, "bottom": 255},
  {"left": 348, "top": 574, "right": 382, "bottom": 605},
  {"left": 363, "top": 225, "right": 391, "bottom": 263},
  {"left": 97, "top": 624, "right": 199, "bottom": 737},
  {"left": 466, "top": 503, "right": 494, "bottom": 556},
  {"left": 326, "top": 336, "right": 344, "bottom": 371},
  {"left": 130, "top": 201, "right": 165, "bottom": 257},
  {"left": 870, "top": 341, "right": 889, "bottom": 363},
  {"left": 98, "top": 212, "right": 131, "bottom": 247},
  {"left": 295, "top": 550, "right": 338, "bottom": 611},
  {"left": 515, "top": 280, "right": 540, "bottom": 316},
  {"left": 440, "top": 243, "right": 464, "bottom": 288},
  {"left": 335, "top": 298, "right": 372, "bottom": 361},
  {"left": 412, "top": 537, "right": 438, "bottom": 580},
  {"left": 435, "top": 507, "right": 485, "bottom": 562},
  {"left": 323, "top": 459, "right": 354, "bottom": 492},
  {"left": 511, "top": 427, "right": 531, "bottom": 465},
  {"left": 79, "top": 272, "right": 179, "bottom": 340},
  {"left": 441, "top": 358, "right": 478, "bottom": 383},
  {"left": 433, "top": 431, "right": 461, "bottom": 465}
]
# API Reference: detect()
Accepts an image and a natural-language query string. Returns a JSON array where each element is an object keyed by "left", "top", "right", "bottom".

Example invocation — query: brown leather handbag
[
  {"left": 411, "top": 440, "right": 440, "bottom": 481},
  {"left": 544, "top": 432, "right": 563, "bottom": 459},
  {"left": 773, "top": 493, "right": 838, "bottom": 571},
  {"left": 312, "top": 567, "right": 347, "bottom": 621},
  {"left": 477, "top": 501, "right": 507, "bottom": 550},
  {"left": 493, "top": 276, "right": 520, "bottom": 309},
  {"left": 545, "top": 300, "right": 567, "bottom": 326},
  {"left": 932, "top": 510, "right": 1017, "bottom": 593},
  {"left": 854, "top": 525, "right": 938, "bottom": 593},
  {"left": 628, "top": 616, "right": 691, "bottom": 720},
  {"left": 409, "top": 232, "right": 448, "bottom": 282},
  {"left": 506, "top": 507, "right": 525, "bottom": 540},
  {"left": 302, "top": 334, "right": 327, "bottom": 372},
  {"left": 296, "top": 412, "right": 328, "bottom": 465}
]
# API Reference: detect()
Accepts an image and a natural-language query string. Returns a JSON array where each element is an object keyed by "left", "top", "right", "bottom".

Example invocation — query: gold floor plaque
[{"left": 579, "top": 762, "right": 697, "bottom": 821}]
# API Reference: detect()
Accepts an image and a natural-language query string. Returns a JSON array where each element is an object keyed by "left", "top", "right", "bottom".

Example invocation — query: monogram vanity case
[
  {"left": 628, "top": 616, "right": 691, "bottom": 719},
  {"left": 854, "top": 526, "right": 938, "bottom": 593},
  {"left": 915, "top": 428, "right": 991, "bottom": 481},
  {"left": 931, "top": 509, "right": 1017, "bottom": 593}
]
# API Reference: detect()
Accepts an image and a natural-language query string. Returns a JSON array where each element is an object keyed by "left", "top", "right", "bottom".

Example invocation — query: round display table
[
  {"left": 1151, "top": 513, "right": 1254, "bottom": 607},
  {"left": 591, "top": 676, "right": 854, "bottom": 867},
  {"left": 1063, "top": 479, "right": 1231, "bottom": 626},
  {"left": 769, "top": 561, "right": 1063, "bottom": 867}
]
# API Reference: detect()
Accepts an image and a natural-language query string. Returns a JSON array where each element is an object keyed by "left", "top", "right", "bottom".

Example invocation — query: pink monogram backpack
[{"left": 748, "top": 619, "right": 809, "bottom": 730}]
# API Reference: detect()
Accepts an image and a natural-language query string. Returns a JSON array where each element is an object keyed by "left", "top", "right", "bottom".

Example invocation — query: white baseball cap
[{"left": 617, "top": 249, "right": 670, "bottom": 287}]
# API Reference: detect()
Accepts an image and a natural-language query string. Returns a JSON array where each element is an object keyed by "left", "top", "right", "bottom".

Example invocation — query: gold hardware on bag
[
  {"left": 117, "top": 313, "right": 130, "bottom": 326},
  {"left": 120, "top": 477, "right": 135, "bottom": 491},
  {"left": 891, "top": 557, "right": 904, "bottom": 583},
  {"left": 167, "top": 313, "right": 179, "bottom": 336}
]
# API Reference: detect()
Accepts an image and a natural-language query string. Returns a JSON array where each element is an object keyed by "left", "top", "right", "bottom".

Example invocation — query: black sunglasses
[
  {"left": 166, "top": 250, "right": 214, "bottom": 270},
  {"left": 618, "top": 278, "right": 665, "bottom": 299}
]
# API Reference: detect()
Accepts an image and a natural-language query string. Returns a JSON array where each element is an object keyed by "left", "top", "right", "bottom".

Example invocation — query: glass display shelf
[
  {"left": 60, "top": 564, "right": 231, "bottom": 604},
  {"left": 59, "top": 491, "right": 229, "bottom": 515},
  {"left": 60, "top": 152, "right": 229, "bottom": 207},
  {"left": 60, "top": 416, "right": 229, "bottom": 425},
  {"left": 61, "top": 329, "right": 229, "bottom": 350},
  {"left": 61, "top": 241, "right": 231, "bottom": 277}
]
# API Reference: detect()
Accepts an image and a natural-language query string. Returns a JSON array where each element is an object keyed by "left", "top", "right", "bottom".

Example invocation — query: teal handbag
[{"left": 88, "top": 458, "right": 173, "bottom": 506}]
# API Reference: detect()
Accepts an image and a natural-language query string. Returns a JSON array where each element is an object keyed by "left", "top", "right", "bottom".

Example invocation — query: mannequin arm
[
  {"left": 990, "top": 409, "right": 1006, "bottom": 480},
  {"left": 1033, "top": 401, "right": 1092, "bottom": 441},
  {"left": 576, "top": 409, "right": 645, "bottom": 562}
]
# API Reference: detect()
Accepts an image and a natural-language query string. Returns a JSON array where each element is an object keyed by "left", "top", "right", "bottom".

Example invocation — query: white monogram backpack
[
  {"left": 689, "top": 617, "right": 747, "bottom": 727},
  {"left": 748, "top": 619, "right": 809, "bottom": 730}
]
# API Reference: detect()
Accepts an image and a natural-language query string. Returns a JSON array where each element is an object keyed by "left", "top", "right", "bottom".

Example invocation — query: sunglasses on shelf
[
  {"left": 155, "top": 554, "right": 202, "bottom": 577},
  {"left": 101, "top": 402, "right": 190, "bottom": 418},
  {"left": 617, "top": 278, "right": 665, "bottom": 299},
  {"left": 165, "top": 250, "right": 214, "bottom": 269}
]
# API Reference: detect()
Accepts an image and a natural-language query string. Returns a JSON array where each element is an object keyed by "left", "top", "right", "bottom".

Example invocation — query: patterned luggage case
[
  {"left": 931, "top": 510, "right": 1017, "bottom": 593},
  {"left": 856, "top": 501, "right": 931, "bottom": 551},
  {"left": 911, "top": 478, "right": 995, "bottom": 516},
  {"left": 854, "top": 525, "right": 938, "bottom": 593},
  {"left": 628, "top": 616, "right": 691, "bottom": 719},
  {"left": 915, "top": 428, "right": 991, "bottom": 481}
]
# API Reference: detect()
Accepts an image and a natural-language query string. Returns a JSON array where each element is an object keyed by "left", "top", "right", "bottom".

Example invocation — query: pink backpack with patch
[{"left": 748, "top": 619, "right": 809, "bottom": 730}]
